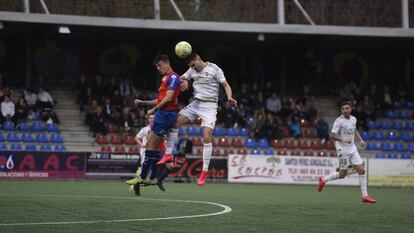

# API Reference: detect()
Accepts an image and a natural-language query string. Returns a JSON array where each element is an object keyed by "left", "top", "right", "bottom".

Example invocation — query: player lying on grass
[
  {"left": 158, "top": 53, "right": 237, "bottom": 186},
  {"left": 317, "top": 101, "right": 376, "bottom": 203}
]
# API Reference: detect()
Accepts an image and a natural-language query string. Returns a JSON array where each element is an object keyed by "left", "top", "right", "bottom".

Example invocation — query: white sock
[
  {"left": 165, "top": 128, "right": 179, "bottom": 154},
  {"left": 358, "top": 174, "right": 368, "bottom": 196},
  {"left": 323, "top": 172, "right": 339, "bottom": 183},
  {"left": 202, "top": 143, "right": 213, "bottom": 171}
]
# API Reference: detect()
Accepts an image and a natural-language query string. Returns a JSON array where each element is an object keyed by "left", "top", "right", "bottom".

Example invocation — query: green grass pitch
[{"left": 0, "top": 181, "right": 413, "bottom": 233}]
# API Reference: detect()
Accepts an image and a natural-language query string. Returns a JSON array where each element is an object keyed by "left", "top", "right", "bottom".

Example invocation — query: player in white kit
[
  {"left": 317, "top": 101, "right": 376, "bottom": 203},
  {"left": 158, "top": 53, "right": 237, "bottom": 186},
  {"left": 135, "top": 114, "right": 155, "bottom": 165}
]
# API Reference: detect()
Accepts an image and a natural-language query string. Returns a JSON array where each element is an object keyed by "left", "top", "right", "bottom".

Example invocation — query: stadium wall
[{"left": 1, "top": 151, "right": 413, "bottom": 187}]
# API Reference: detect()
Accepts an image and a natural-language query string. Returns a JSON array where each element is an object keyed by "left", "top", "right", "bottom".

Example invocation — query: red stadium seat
[
  {"left": 277, "top": 150, "right": 288, "bottom": 156},
  {"left": 291, "top": 150, "right": 301, "bottom": 156},
  {"left": 212, "top": 148, "right": 221, "bottom": 156},
  {"left": 311, "top": 140, "right": 322, "bottom": 150},
  {"left": 231, "top": 138, "right": 243, "bottom": 147},
  {"left": 324, "top": 140, "right": 335, "bottom": 150},
  {"left": 283, "top": 128, "right": 290, "bottom": 138},
  {"left": 329, "top": 152, "right": 337, "bottom": 157},
  {"left": 114, "top": 146, "right": 126, "bottom": 153},
  {"left": 283, "top": 139, "right": 296, "bottom": 149},
  {"left": 223, "top": 149, "right": 235, "bottom": 155},
  {"left": 128, "top": 147, "right": 139, "bottom": 153},
  {"left": 96, "top": 135, "right": 109, "bottom": 144},
  {"left": 123, "top": 136, "right": 136, "bottom": 145},
  {"left": 110, "top": 135, "right": 123, "bottom": 145},
  {"left": 101, "top": 146, "right": 112, "bottom": 153},
  {"left": 107, "top": 124, "right": 119, "bottom": 134},
  {"left": 196, "top": 148, "right": 203, "bottom": 155},
  {"left": 317, "top": 151, "right": 327, "bottom": 157},
  {"left": 298, "top": 139, "right": 309, "bottom": 149},
  {"left": 303, "top": 151, "right": 314, "bottom": 156},
  {"left": 192, "top": 137, "right": 203, "bottom": 146},
  {"left": 218, "top": 137, "right": 230, "bottom": 147},
  {"left": 237, "top": 149, "right": 247, "bottom": 155},
  {"left": 300, "top": 119, "right": 309, "bottom": 128},
  {"left": 271, "top": 139, "right": 282, "bottom": 149},
  {"left": 304, "top": 129, "right": 317, "bottom": 138},
  {"left": 310, "top": 118, "right": 318, "bottom": 127}
]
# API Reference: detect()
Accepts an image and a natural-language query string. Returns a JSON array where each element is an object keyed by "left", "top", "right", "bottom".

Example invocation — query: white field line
[{"left": 0, "top": 194, "right": 232, "bottom": 226}]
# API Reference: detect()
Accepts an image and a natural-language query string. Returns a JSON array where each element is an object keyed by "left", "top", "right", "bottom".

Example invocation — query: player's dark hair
[
  {"left": 340, "top": 101, "right": 352, "bottom": 108},
  {"left": 185, "top": 52, "right": 199, "bottom": 64},
  {"left": 153, "top": 54, "right": 170, "bottom": 65}
]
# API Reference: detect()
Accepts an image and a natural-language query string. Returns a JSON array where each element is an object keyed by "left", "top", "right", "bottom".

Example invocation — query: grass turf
[{"left": 0, "top": 181, "right": 413, "bottom": 233}]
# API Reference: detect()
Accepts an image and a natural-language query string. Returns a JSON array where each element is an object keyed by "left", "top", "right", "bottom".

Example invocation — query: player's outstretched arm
[
  {"left": 146, "top": 90, "right": 175, "bottom": 117},
  {"left": 134, "top": 99, "right": 157, "bottom": 106},
  {"left": 221, "top": 80, "right": 237, "bottom": 106}
]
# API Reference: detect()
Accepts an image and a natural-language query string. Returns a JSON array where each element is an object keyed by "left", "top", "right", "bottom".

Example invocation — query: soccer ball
[{"left": 175, "top": 41, "right": 192, "bottom": 58}]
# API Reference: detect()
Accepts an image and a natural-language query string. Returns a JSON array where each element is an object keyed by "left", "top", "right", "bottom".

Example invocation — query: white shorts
[
  {"left": 179, "top": 100, "right": 218, "bottom": 129},
  {"left": 337, "top": 150, "right": 363, "bottom": 170}
]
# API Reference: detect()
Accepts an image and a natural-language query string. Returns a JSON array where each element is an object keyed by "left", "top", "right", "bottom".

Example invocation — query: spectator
[
  {"left": 252, "top": 113, "right": 266, "bottom": 139},
  {"left": 266, "top": 92, "right": 282, "bottom": 114},
  {"left": 15, "top": 98, "right": 28, "bottom": 123},
  {"left": 118, "top": 107, "right": 133, "bottom": 134},
  {"left": 305, "top": 95, "right": 318, "bottom": 120},
  {"left": 368, "top": 84, "right": 381, "bottom": 107},
  {"left": 37, "top": 87, "right": 54, "bottom": 105},
  {"left": 315, "top": 114, "right": 329, "bottom": 141},
  {"left": 177, "top": 133, "right": 193, "bottom": 156},
  {"left": 24, "top": 88, "right": 37, "bottom": 110},
  {"left": 264, "top": 113, "right": 278, "bottom": 140},
  {"left": 236, "top": 103, "right": 248, "bottom": 128},
  {"left": 104, "top": 76, "right": 118, "bottom": 97},
  {"left": 102, "top": 98, "right": 115, "bottom": 122},
  {"left": 135, "top": 109, "right": 147, "bottom": 129},
  {"left": 239, "top": 83, "right": 249, "bottom": 105},
  {"left": 219, "top": 102, "right": 237, "bottom": 128},
  {"left": 361, "top": 94, "right": 375, "bottom": 120},
  {"left": 353, "top": 105, "right": 368, "bottom": 131},
  {"left": 288, "top": 117, "right": 302, "bottom": 139},
  {"left": 125, "top": 89, "right": 140, "bottom": 108},
  {"left": 111, "top": 89, "right": 123, "bottom": 112},
  {"left": 1, "top": 95, "right": 15, "bottom": 124},
  {"left": 80, "top": 87, "right": 94, "bottom": 112},
  {"left": 92, "top": 74, "right": 105, "bottom": 97},
  {"left": 85, "top": 99, "right": 99, "bottom": 125},
  {"left": 119, "top": 78, "right": 135, "bottom": 98},
  {"left": 90, "top": 106, "right": 107, "bottom": 136}
]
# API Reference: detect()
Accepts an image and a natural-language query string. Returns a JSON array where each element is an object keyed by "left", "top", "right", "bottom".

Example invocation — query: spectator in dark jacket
[{"left": 315, "top": 114, "right": 329, "bottom": 141}]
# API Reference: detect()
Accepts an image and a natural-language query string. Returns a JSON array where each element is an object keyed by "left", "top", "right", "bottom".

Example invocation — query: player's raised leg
[
  {"left": 318, "top": 166, "right": 347, "bottom": 192},
  {"left": 158, "top": 115, "right": 190, "bottom": 165},
  {"left": 355, "top": 164, "right": 376, "bottom": 203}
]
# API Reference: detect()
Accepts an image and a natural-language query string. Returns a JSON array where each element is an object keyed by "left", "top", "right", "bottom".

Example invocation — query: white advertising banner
[
  {"left": 228, "top": 155, "right": 362, "bottom": 186},
  {"left": 369, "top": 159, "right": 414, "bottom": 187}
]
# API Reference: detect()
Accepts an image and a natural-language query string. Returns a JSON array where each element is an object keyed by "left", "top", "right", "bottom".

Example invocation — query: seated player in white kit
[
  {"left": 318, "top": 101, "right": 376, "bottom": 203},
  {"left": 158, "top": 53, "right": 237, "bottom": 186}
]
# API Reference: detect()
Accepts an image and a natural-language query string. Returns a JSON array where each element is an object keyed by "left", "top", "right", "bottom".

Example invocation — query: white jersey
[
  {"left": 182, "top": 62, "right": 226, "bottom": 102},
  {"left": 331, "top": 115, "right": 357, "bottom": 154},
  {"left": 136, "top": 125, "right": 151, "bottom": 161}
]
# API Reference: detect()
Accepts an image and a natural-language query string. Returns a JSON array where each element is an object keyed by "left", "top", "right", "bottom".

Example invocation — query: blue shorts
[{"left": 152, "top": 110, "right": 177, "bottom": 137}]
